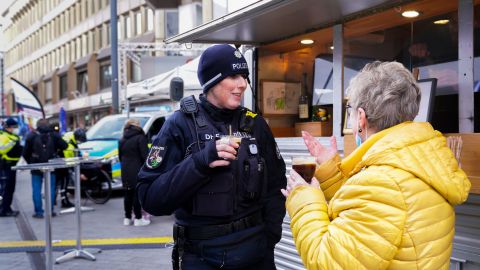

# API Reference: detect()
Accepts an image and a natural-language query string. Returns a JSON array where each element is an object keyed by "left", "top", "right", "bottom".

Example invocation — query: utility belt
[
  {"left": 174, "top": 211, "right": 262, "bottom": 241},
  {"left": 172, "top": 211, "right": 267, "bottom": 269}
]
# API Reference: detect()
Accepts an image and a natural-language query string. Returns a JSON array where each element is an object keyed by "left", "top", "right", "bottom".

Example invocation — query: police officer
[
  {"left": 137, "top": 44, "right": 287, "bottom": 270},
  {"left": 0, "top": 118, "right": 23, "bottom": 217},
  {"left": 57, "top": 128, "right": 87, "bottom": 207}
]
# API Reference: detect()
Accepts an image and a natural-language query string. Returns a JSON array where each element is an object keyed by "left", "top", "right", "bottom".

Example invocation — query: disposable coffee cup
[
  {"left": 220, "top": 135, "right": 242, "bottom": 146},
  {"left": 292, "top": 156, "right": 316, "bottom": 183}
]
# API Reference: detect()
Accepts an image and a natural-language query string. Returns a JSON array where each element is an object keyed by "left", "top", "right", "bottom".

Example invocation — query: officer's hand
[{"left": 208, "top": 139, "right": 239, "bottom": 168}]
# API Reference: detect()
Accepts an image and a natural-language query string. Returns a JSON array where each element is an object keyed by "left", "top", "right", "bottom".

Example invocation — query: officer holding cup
[{"left": 137, "top": 44, "right": 287, "bottom": 269}]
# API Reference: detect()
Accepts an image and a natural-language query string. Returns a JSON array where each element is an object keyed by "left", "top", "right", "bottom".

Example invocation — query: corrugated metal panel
[
  {"left": 452, "top": 194, "right": 480, "bottom": 267},
  {"left": 273, "top": 136, "right": 342, "bottom": 270}
]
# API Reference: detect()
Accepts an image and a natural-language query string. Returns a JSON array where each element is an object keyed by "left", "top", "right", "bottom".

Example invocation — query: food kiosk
[{"left": 167, "top": 0, "right": 480, "bottom": 268}]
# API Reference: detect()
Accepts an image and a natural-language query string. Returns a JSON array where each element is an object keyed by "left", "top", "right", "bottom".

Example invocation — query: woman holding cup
[{"left": 281, "top": 61, "right": 471, "bottom": 269}]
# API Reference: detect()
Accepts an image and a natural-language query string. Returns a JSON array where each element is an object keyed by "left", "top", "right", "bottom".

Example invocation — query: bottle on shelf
[{"left": 298, "top": 73, "right": 309, "bottom": 121}]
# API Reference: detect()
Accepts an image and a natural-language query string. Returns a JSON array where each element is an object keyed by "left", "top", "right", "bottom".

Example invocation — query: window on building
[
  {"left": 165, "top": 10, "right": 179, "bottom": 38},
  {"left": 59, "top": 74, "right": 68, "bottom": 99},
  {"left": 77, "top": 69, "right": 88, "bottom": 95},
  {"left": 99, "top": 63, "right": 112, "bottom": 89},
  {"left": 147, "top": 9, "right": 154, "bottom": 31},
  {"left": 45, "top": 80, "right": 53, "bottom": 103},
  {"left": 118, "top": 20, "right": 122, "bottom": 40},
  {"left": 136, "top": 11, "right": 142, "bottom": 35},
  {"left": 126, "top": 16, "right": 132, "bottom": 39},
  {"left": 106, "top": 23, "right": 111, "bottom": 45}
]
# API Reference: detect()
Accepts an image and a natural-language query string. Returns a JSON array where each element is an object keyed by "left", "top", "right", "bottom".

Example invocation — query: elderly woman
[{"left": 282, "top": 61, "right": 471, "bottom": 269}]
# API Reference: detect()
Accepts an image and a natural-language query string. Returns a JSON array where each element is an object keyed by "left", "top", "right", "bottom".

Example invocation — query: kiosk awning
[{"left": 166, "top": 0, "right": 412, "bottom": 45}]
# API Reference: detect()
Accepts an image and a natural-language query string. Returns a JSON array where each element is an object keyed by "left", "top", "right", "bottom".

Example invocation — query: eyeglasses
[{"left": 346, "top": 104, "right": 353, "bottom": 115}]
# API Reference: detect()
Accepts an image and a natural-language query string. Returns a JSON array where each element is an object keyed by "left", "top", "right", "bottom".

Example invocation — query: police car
[{"left": 79, "top": 112, "right": 171, "bottom": 190}]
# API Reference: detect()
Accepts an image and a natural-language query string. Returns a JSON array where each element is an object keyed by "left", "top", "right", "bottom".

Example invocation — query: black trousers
[
  {"left": 55, "top": 168, "right": 71, "bottom": 205},
  {"left": 124, "top": 186, "right": 141, "bottom": 219},
  {"left": 0, "top": 164, "right": 16, "bottom": 214},
  {"left": 180, "top": 248, "right": 276, "bottom": 270}
]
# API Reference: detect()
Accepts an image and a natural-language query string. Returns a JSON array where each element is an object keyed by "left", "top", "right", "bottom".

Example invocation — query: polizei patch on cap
[{"left": 146, "top": 145, "right": 167, "bottom": 169}]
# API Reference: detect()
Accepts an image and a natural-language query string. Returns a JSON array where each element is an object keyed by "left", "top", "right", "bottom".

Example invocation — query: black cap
[
  {"left": 5, "top": 118, "right": 18, "bottom": 128},
  {"left": 197, "top": 44, "right": 249, "bottom": 93}
]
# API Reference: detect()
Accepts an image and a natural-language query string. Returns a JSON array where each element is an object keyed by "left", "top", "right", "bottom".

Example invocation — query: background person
[
  {"left": 56, "top": 128, "right": 87, "bottom": 208},
  {"left": 0, "top": 118, "right": 23, "bottom": 217},
  {"left": 282, "top": 61, "right": 471, "bottom": 269},
  {"left": 119, "top": 119, "right": 150, "bottom": 226},
  {"left": 23, "top": 119, "right": 68, "bottom": 218},
  {"left": 137, "top": 44, "right": 287, "bottom": 269}
]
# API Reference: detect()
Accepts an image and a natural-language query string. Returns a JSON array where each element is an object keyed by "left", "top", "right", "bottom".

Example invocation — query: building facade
[{"left": 1, "top": 0, "right": 219, "bottom": 129}]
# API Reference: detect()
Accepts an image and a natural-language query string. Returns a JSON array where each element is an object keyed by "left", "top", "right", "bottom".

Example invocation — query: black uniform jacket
[
  {"left": 118, "top": 125, "right": 149, "bottom": 188},
  {"left": 137, "top": 96, "right": 287, "bottom": 247}
]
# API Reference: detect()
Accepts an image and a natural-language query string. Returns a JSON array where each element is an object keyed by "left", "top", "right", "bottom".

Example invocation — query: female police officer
[{"left": 137, "top": 44, "right": 287, "bottom": 269}]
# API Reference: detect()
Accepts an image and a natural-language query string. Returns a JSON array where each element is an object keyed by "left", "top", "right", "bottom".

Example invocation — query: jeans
[{"left": 32, "top": 172, "right": 56, "bottom": 215}]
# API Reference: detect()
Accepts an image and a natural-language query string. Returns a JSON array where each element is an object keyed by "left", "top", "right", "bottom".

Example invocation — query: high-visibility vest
[
  {"left": 0, "top": 131, "right": 20, "bottom": 161},
  {"left": 62, "top": 132, "right": 77, "bottom": 158}
]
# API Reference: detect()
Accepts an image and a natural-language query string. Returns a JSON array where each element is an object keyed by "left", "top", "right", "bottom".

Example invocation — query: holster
[{"left": 172, "top": 224, "right": 186, "bottom": 270}]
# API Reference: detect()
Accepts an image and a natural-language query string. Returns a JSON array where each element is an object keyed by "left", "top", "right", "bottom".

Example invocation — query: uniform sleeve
[
  {"left": 256, "top": 117, "right": 287, "bottom": 248},
  {"left": 137, "top": 115, "right": 219, "bottom": 216},
  {"left": 286, "top": 173, "right": 406, "bottom": 270}
]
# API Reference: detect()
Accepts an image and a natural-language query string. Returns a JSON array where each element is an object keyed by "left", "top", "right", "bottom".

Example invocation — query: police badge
[
  {"left": 234, "top": 50, "right": 242, "bottom": 58},
  {"left": 146, "top": 145, "right": 167, "bottom": 169}
]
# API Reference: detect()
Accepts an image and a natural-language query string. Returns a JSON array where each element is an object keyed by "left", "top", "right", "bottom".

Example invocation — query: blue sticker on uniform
[{"left": 146, "top": 145, "right": 167, "bottom": 169}]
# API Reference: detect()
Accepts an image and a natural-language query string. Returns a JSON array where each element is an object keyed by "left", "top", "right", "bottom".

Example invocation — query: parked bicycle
[{"left": 65, "top": 158, "right": 113, "bottom": 204}]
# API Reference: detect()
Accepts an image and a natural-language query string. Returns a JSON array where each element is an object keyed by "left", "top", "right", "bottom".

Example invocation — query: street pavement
[{"left": 0, "top": 170, "right": 175, "bottom": 270}]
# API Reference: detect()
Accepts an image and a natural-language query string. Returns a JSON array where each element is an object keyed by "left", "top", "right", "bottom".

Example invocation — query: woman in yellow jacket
[{"left": 282, "top": 61, "right": 471, "bottom": 270}]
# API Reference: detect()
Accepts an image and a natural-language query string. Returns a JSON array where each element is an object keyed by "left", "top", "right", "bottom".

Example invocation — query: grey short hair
[{"left": 347, "top": 61, "right": 421, "bottom": 131}]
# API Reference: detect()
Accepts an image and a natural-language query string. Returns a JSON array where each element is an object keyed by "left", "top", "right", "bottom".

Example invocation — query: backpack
[{"left": 31, "top": 132, "right": 56, "bottom": 163}]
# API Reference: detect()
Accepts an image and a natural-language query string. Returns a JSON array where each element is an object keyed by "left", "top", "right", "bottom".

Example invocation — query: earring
[{"left": 358, "top": 128, "right": 362, "bottom": 133}]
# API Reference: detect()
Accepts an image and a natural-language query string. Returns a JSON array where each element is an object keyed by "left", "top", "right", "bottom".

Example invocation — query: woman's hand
[
  {"left": 208, "top": 139, "right": 239, "bottom": 168},
  {"left": 281, "top": 169, "right": 320, "bottom": 198},
  {"left": 302, "top": 131, "right": 338, "bottom": 165}
]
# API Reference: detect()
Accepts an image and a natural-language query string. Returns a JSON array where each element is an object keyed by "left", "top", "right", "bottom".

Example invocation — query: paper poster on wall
[{"left": 261, "top": 81, "right": 301, "bottom": 115}]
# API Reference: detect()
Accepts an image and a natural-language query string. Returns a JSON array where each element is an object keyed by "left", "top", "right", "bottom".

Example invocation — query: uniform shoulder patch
[{"left": 146, "top": 145, "right": 167, "bottom": 169}]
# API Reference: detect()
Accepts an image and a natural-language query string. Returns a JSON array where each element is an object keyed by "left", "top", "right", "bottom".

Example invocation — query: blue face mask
[
  {"left": 355, "top": 133, "right": 362, "bottom": 147},
  {"left": 355, "top": 113, "right": 367, "bottom": 147}
]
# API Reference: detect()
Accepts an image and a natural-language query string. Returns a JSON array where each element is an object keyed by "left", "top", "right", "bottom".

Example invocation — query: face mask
[
  {"left": 12, "top": 128, "right": 19, "bottom": 135},
  {"left": 355, "top": 132, "right": 362, "bottom": 147},
  {"left": 355, "top": 112, "right": 368, "bottom": 147}
]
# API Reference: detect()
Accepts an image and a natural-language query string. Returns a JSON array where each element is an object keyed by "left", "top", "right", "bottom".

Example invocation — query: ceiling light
[
  {"left": 401, "top": 10, "right": 420, "bottom": 18},
  {"left": 330, "top": 46, "right": 334, "bottom": 50},
  {"left": 434, "top": 19, "right": 449, "bottom": 25},
  {"left": 300, "top": 39, "right": 314, "bottom": 45}
]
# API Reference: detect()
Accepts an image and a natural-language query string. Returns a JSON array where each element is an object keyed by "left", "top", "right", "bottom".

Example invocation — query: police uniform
[
  {"left": 56, "top": 131, "right": 78, "bottom": 207},
  {"left": 137, "top": 45, "right": 287, "bottom": 270},
  {"left": 0, "top": 118, "right": 23, "bottom": 216}
]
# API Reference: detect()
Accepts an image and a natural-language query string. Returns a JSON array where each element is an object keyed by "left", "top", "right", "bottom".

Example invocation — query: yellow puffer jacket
[{"left": 286, "top": 122, "right": 471, "bottom": 270}]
